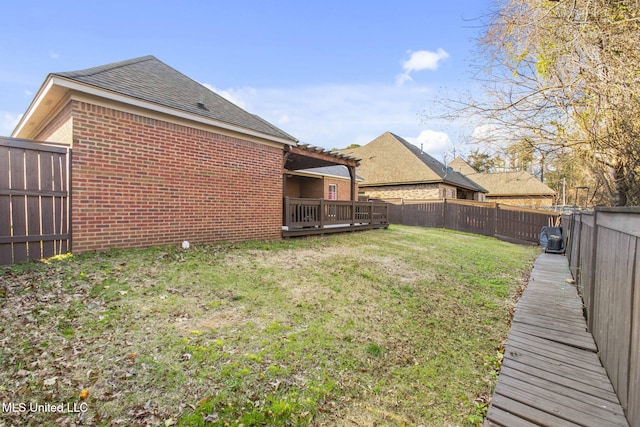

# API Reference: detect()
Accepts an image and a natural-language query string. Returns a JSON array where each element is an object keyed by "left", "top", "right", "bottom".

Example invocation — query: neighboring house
[
  {"left": 284, "top": 165, "right": 362, "bottom": 200},
  {"left": 11, "top": 55, "right": 360, "bottom": 253},
  {"left": 449, "top": 157, "right": 556, "bottom": 207},
  {"left": 340, "top": 132, "right": 486, "bottom": 201}
]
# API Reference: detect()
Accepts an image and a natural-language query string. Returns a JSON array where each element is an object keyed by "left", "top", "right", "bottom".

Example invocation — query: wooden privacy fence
[
  {"left": 564, "top": 208, "right": 640, "bottom": 426},
  {"left": 0, "top": 137, "right": 71, "bottom": 266},
  {"left": 387, "top": 199, "right": 560, "bottom": 244}
]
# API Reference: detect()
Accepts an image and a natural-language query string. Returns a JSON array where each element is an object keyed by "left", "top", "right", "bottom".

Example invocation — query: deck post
[
  {"left": 348, "top": 166, "right": 357, "bottom": 201},
  {"left": 281, "top": 198, "right": 389, "bottom": 237},
  {"left": 351, "top": 200, "right": 356, "bottom": 225},
  {"left": 283, "top": 196, "right": 291, "bottom": 228}
]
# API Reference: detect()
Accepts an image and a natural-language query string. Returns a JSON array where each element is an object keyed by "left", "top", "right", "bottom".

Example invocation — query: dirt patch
[{"left": 176, "top": 305, "right": 257, "bottom": 333}]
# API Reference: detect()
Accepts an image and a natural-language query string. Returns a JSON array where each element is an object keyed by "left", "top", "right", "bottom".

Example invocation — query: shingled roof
[
  {"left": 17, "top": 55, "right": 296, "bottom": 144},
  {"left": 449, "top": 157, "right": 556, "bottom": 196},
  {"left": 340, "top": 132, "right": 486, "bottom": 192}
]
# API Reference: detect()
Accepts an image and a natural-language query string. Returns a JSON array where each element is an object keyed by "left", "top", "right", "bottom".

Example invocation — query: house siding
[
  {"left": 42, "top": 100, "right": 283, "bottom": 253},
  {"left": 360, "top": 183, "right": 445, "bottom": 200},
  {"left": 37, "top": 102, "right": 75, "bottom": 145}
]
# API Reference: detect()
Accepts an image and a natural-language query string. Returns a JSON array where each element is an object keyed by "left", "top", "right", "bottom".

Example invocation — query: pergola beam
[{"left": 283, "top": 144, "right": 361, "bottom": 201}]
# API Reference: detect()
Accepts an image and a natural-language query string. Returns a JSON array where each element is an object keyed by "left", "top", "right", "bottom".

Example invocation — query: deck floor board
[{"left": 484, "top": 253, "right": 629, "bottom": 426}]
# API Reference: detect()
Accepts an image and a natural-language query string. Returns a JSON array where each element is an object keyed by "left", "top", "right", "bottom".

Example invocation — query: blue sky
[{"left": 1, "top": 0, "right": 493, "bottom": 160}]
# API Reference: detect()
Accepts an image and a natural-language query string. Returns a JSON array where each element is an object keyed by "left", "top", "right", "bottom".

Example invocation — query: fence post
[
  {"left": 319, "top": 199, "right": 325, "bottom": 228},
  {"left": 442, "top": 198, "right": 446, "bottom": 229},
  {"left": 564, "top": 213, "right": 573, "bottom": 264},
  {"left": 67, "top": 148, "right": 72, "bottom": 254},
  {"left": 573, "top": 213, "right": 582, "bottom": 288},
  {"left": 587, "top": 208, "right": 599, "bottom": 333}
]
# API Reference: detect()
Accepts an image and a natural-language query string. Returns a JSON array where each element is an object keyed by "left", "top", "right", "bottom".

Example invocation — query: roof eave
[
  {"left": 359, "top": 179, "right": 444, "bottom": 187},
  {"left": 14, "top": 76, "right": 297, "bottom": 146},
  {"left": 12, "top": 75, "right": 56, "bottom": 138},
  {"left": 287, "top": 169, "right": 364, "bottom": 182},
  {"left": 488, "top": 193, "right": 556, "bottom": 197},
  {"left": 442, "top": 179, "right": 487, "bottom": 193}
]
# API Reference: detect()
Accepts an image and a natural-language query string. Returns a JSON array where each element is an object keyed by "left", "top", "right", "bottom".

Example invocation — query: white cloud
[
  {"left": 216, "top": 83, "right": 434, "bottom": 149},
  {"left": 201, "top": 83, "right": 250, "bottom": 109},
  {"left": 1, "top": 112, "right": 22, "bottom": 135},
  {"left": 396, "top": 49, "right": 450, "bottom": 86},
  {"left": 471, "top": 123, "right": 514, "bottom": 151},
  {"left": 278, "top": 114, "right": 290, "bottom": 124},
  {"left": 49, "top": 52, "right": 60, "bottom": 60},
  {"left": 404, "top": 129, "right": 452, "bottom": 159},
  {"left": 195, "top": 81, "right": 460, "bottom": 158}
]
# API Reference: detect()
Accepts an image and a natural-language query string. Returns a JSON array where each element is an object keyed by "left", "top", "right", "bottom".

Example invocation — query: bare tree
[{"left": 431, "top": 0, "right": 640, "bottom": 205}]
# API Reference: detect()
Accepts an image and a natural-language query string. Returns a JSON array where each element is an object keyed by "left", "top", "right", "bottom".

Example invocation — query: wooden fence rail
[
  {"left": 0, "top": 137, "right": 71, "bottom": 266},
  {"left": 387, "top": 199, "right": 560, "bottom": 245},
  {"left": 564, "top": 208, "right": 640, "bottom": 426}
]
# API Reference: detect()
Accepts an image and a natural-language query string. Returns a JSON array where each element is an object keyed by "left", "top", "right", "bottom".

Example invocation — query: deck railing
[{"left": 283, "top": 197, "right": 388, "bottom": 230}]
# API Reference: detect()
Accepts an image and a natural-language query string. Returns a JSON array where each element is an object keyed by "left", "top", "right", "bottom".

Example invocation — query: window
[{"left": 328, "top": 184, "right": 337, "bottom": 200}]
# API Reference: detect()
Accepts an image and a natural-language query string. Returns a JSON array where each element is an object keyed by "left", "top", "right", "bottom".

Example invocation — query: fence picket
[
  {"left": 387, "top": 199, "right": 558, "bottom": 244},
  {"left": 0, "top": 137, "right": 70, "bottom": 265},
  {"left": 564, "top": 207, "right": 640, "bottom": 427}
]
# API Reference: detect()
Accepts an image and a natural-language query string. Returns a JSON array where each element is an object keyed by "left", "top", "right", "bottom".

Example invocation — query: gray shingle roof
[
  {"left": 394, "top": 134, "right": 486, "bottom": 192},
  {"left": 341, "top": 132, "right": 486, "bottom": 192},
  {"left": 53, "top": 55, "right": 297, "bottom": 143},
  {"left": 450, "top": 157, "right": 556, "bottom": 196},
  {"left": 298, "top": 165, "right": 363, "bottom": 181}
]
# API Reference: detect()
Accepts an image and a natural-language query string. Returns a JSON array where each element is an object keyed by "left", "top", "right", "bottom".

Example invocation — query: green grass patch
[{"left": 0, "top": 225, "right": 538, "bottom": 426}]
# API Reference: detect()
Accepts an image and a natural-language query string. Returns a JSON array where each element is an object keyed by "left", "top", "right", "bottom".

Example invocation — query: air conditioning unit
[{"left": 540, "top": 226, "right": 565, "bottom": 254}]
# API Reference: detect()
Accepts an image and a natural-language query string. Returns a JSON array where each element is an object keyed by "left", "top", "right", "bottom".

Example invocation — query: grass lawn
[{"left": 0, "top": 225, "right": 538, "bottom": 426}]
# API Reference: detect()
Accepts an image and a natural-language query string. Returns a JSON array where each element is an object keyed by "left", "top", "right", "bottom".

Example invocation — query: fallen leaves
[
  {"left": 0, "top": 230, "right": 537, "bottom": 426},
  {"left": 43, "top": 377, "right": 58, "bottom": 386}
]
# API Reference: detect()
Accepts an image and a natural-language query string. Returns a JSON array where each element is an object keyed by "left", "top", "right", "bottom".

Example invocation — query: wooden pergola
[{"left": 283, "top": 144, "right": 360, "bottom": 201}]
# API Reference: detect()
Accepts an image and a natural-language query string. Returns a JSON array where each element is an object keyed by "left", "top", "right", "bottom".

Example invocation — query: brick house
[
  {"left": 11, "top": 56, "right": 366, "bottom": 253},
  {"left": 340, "top": 132, "right": 486, "bottom": 201},
  {"left": 284, "top": 165, "right": 363, "bottom": 200},
  {"left": 448, "top": 157, "right": 556, "bottom": 207}
]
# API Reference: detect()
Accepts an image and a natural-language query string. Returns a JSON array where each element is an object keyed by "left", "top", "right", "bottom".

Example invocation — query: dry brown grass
[{"left": 0, "top": 226, "right": 538, "bottom": 426}]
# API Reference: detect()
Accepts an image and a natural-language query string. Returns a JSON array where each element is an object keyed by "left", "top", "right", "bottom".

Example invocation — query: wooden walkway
[{"left": 485, "top": 253, "right": 630, "bottom": 427}]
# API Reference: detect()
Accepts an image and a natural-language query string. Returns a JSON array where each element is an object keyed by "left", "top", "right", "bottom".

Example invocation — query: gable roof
[
  {"left": 448, "top": 157, "right": 478, "bottom": 175},
  {"left": 13, "top": 55, "right": 297, "bottom": 145},
  {"left": 450, "top": 157, "right": 556, "bottom": 197},
  {"left": 340, "top": 132, "right": 486, "bottom": 192}
]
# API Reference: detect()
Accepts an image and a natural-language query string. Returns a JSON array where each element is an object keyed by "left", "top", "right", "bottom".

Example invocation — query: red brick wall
[
  {"left": 284, "top": 175, "right": 356, "bottom": 200},
  {"left": 61, "top": 100, "right": 284, "bottom": 253},
  {"left": 324, "top": 177, "right": 354, "bottom": 200}
]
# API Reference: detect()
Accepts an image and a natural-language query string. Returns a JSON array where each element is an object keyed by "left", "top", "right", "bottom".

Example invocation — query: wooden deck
[
  {"left": 485, "top": 253, "right": 630, "bottom": 427},
  {"left": 282, "top": 197, "right": 388, "bottom": 237}
]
